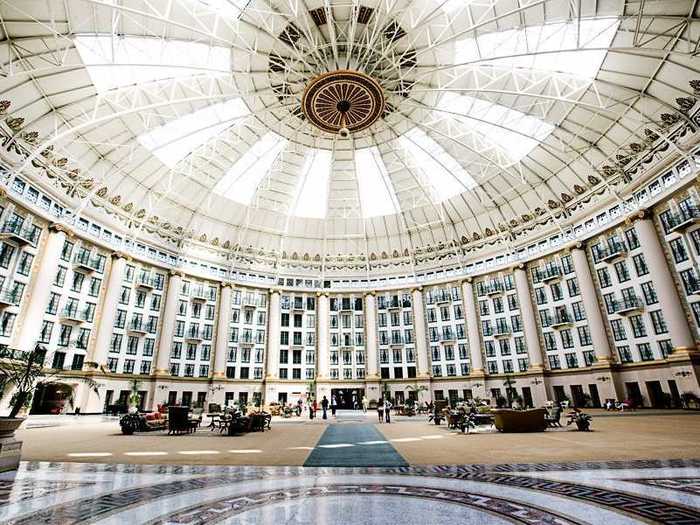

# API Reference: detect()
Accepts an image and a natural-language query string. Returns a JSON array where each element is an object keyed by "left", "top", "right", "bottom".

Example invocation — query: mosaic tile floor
[{"left": 1, "top": 459, "right": 699, "bottom": 524}]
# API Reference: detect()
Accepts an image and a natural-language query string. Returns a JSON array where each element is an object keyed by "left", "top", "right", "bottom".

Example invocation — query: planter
[
  {"left": 0, "top": 418, "right": 23, "bottom": 472},
  {"left": 0, "top": 418, "right": 24, "bottom": 438}
]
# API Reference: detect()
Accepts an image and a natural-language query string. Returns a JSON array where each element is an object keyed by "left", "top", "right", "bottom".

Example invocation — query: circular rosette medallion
[{"left": 302, "top": 70, "right": 385, "bottom": 135}]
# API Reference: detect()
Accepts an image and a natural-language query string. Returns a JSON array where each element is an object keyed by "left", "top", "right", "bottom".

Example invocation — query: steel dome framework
[{"left": 0, "top": 0, "right": 699, "bottom": 279}]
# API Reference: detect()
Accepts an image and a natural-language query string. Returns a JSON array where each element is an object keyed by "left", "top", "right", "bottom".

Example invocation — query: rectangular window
[{"left": 650, "top": 310, "right": 668, "bottom": 334}]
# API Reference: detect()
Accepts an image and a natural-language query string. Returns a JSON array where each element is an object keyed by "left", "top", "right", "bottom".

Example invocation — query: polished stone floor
[{"left": 1, "top": 459, "right": 699, "bottom": 524}]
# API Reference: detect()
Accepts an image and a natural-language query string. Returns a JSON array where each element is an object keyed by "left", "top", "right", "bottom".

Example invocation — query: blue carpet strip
[{"left": 303, "top": 423, "right": 408, "bottom": 467}]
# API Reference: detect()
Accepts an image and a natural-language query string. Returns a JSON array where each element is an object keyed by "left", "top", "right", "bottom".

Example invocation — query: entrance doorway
[
  {"left": 331, "top": 388, "right": 364, "bottom": 409},
  {"left": 30, "top": 382, "right": 73, "bottom": 414},
  {"left": 625, "top": 382, "right": 644, "bottom": 407},
  {"left": 645, "top": 381, "right": 665, "bottom": 408},
  {"left": 588, "top": 384, "right": 601, "bottom": 408},
  {"left": 570, "top": 385, "right": 586, "bottom": 408}
]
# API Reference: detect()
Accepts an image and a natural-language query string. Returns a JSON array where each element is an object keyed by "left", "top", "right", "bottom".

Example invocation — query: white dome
[{"left": 1, "top": 0, "right": 698, "bottom": 275}]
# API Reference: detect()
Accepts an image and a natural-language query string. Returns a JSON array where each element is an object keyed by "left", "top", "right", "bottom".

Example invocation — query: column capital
[
  {"left": 220, "top": 282, "right": 233, "bottom": 289},
  {"left": 48, "top": 222, "right": 73, "bottom": 237},
  {"left": 624, "top": 208, "right": 649, "bottom": 225},
  {"left": 411, "top": 286, "right": 423, "bottom": 293},
  {"left": 268, "top": 287, "right": 281, "bottom": 295},
  {"left": 461, "top": 277, "right": 473, "bottom": 285},
  {"left": 0, "top": 187, "right": 7, "bottom": 200},
  {"left": 316, "top": 291, "right": 329, "bottom": 297},
  {"left": 510, "top": 262, "right": 525, "bottom": 272},
  {"left": 363, "top": 291, "right": 376, "bottom": 298},
  {"left": 169, "top": 269, "right": 185, "bottom": 278},
  {"left": 110, "top": 250, "right": 130, "bottom": 261},
  {"left": 564, "top": 241, "right": 584, "bottom": 252}
]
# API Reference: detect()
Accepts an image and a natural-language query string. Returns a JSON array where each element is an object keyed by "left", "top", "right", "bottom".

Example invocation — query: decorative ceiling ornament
[
  {"left": 0, "top": 100, "right": 11, "bottom": 114},
  {"left": 677, "top": 97, "right": 696, "bottom": 112},
  {"left": 301, "top": 70, "right": 385, "bottom": 137},
  {"left": 5, "top": 117, "right": 23, "bottom": 131}
]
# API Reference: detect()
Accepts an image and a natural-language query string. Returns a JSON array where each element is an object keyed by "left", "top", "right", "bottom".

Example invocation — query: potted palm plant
[{"left": 0, "top": 345, "right": 101, "bottom": 437}]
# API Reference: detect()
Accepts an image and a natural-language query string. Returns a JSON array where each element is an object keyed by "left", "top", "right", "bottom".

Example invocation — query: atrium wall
[{"left": 1, "top": 179, "right": 699, "bottom": 414}]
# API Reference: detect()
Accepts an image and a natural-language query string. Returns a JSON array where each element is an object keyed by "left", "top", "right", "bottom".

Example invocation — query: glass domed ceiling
[{"left": 1, "top": 0, "right": 698, "bottom": 267}]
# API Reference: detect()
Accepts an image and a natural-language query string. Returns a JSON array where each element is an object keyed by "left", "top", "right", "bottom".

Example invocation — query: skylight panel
[
  {"left": 137, "top": 98, "right": 250, "bottom": 168},
  {"left": 74, "top": 35, "right": 230, "bottom": 92},
  {"left": 400, "top": 128, "right": 475, "bottom": 202},
  {"left": 194, "top": 0, "right": 249, "bottom": 17},
  {"left": 437, "top": 93, "right": 554, "bottom": 162},
  {"left": 213, "top": 132, "right": 287, "bottom": 204},
  {"left": 454, "top": 18, "right": 619, "bottom": 78},
  {"left": 355, "top": 147, "right": 399, "bottom": 217},
  {"left": 294, "top": 149, "right": 332, "bottom": 219}
]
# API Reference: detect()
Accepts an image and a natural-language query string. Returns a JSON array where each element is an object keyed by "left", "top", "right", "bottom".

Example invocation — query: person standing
[
  {"left": 377, "top": 398, "right": 384, "bottom": 423},
  {"left": 352, "top": 393, "right": 358, "bottom": 411},
  {"left": 331, "top": 395, "right": 337, "bottom": 417},
  {"left": 362, "top": 395, "right": 369, "bottom": 413},
  {"left": 384, "top": 398, "right": 393, "bottom": 424},
  {"left": 321, "top": 396, "right": 329, "bottom": 420}
]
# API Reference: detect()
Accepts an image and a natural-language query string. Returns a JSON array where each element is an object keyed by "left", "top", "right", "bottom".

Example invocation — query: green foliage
[{"left": 0, "top": 345, "right": 102, "bottom": 418}]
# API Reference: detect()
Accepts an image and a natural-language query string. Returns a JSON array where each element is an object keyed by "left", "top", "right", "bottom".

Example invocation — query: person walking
[
  {"left": 352, "top": 393, "right": 359, "bottom": 411},
  {"left": 377, "top": 398, "right": 384, "bottom": 423},
  {"left": 331, "top": 395, "right": 337, "bottom": 417},
  {"left": 321, "top": 396, "right": 329, "bottom": 420},
  {"left": 362, "top": 395, "right": 369, "bottom": 413},
  {"left": 384, "top": 398, "right": 393, "bottom": 424}
]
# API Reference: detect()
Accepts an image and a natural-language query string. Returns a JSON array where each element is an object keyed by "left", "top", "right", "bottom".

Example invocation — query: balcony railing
[
  {"left": 612, "top": 296, "right": 644, "bottom": 315},
  {"left": 73, "top": 252, "right": 103, "bottom": 272},
  {"left": 494, "top": 324, "right": 511, "bottom": 337},
  {"left": 0, "top": 285, "right": 22, "bottom": 307},
  {"left": 128, "top": 321, "right": 147, "bottom": 334},
  {"left": 667, "top": 206, "right": 700, "bottom": 233},
  {"left": 435, "top": 291, "right": 451, "bottom": 303},
  {"left": 185, "top": 328, "right": 202, "bottom": 340},
  {"left": 552, "top": 312, "right": 573, "bottom": 328},
  {"left": 440, "top": 332, "right": 456, "bottom": 342},
  {"left": 536, "top": 265, "right": 562, "bottom": 282},
  {"left": 390, "top": 336, "right": 404, "bottom": 346},
  {"left": 60, "top": 307, "right": 90, "bottom": 324},
  {"left": 0, "top": 220, "right": 39, "bottom": 245},
  {"left": 598, "top": 241, "right": 627, "bottom": 263},
  {"left": 190, "top": 286, "right": 212, "bottom": 302},
  {"left": 484, "top": 281, "right": 504, "bottom": 296},
  {"left": 135, "top": 274, "right": 156, "bottom": 289}
]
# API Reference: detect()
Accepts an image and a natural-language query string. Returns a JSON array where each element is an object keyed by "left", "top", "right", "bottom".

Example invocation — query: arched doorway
[{"left": 30, "top": 382, "right": 73, "bottom": 415}]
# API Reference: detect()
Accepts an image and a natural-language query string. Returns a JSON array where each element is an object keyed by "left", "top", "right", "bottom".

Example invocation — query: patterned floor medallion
[{"left": 0, "top": 459, "right": 698, "bottom": 524}]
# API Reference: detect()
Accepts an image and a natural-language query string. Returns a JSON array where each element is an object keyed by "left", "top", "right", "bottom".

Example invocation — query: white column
[
  {"left": 90, "top": 254, "right": 127, "bottom": 365},
  {"left": 317, "top": 293, "right": 329, "bottom": 379},
  {"left": 154, "top": 272, "right": 182, "bottom": 375},
  {"left": 266, "top": 290, "right": 280, "bottom": 379},
  {"left": 635, "top": 216, "right": 696, "bottom": 350},
  {"left": 213, "top": 284, "right": 232, "bottom": 378},
  {"left": 570, "top": 245, "right": 614, "bottom": 363},
  {"left": 461, "top": 279, "right": 484, "bottom": 374},
  {"left": 513, "top": 266, "right": 545, "bottom": 369},
  {"left": 412, "top": 288, "right": 430, "bottom": 377},
  {"left": 15, "top": 224, "right": 66, "bottom": 351},
  {"left": 364, "top": 292, "right": 378, "bottom": 379}
]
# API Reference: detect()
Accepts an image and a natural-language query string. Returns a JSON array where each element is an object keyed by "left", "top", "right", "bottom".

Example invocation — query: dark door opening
[
  {"left": 625, "top": 382, "right": 644, "bottom": 407},
  {"left": 645, "top": 381, "right": 665, "bottom": 408},
  {"left": 30, "top": 382, "right": 73, "bottom": 415},
  {"left": 668, "top": 380, "right": 681, "bottom": 408},
  {"left": 553, "top": 385, "right": 567, "bottom": 404},
  {"left": 570, "top": 385, "right": 586, "bottom": 407},
  {"left": 331, "top": 388, "right": 365, "bottom": 409},
  {"left": 521, "top": 387, "right": 533, "bottom": 408},
  {"left": 588, "top": 384, "right": 601, "bottom": 408}
]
